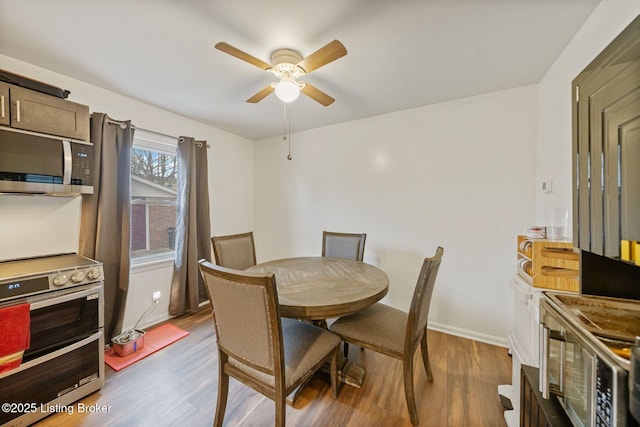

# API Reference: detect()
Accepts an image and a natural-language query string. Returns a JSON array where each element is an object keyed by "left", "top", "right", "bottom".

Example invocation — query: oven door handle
[
  {"left": 29, "top": 284, "right": 102, "bottom": 310},
  {"left": 541, "top": 324, "right": 566, "bottom": 399}
]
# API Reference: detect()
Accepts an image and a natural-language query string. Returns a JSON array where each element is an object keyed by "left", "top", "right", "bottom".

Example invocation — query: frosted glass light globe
[{"left": 275, "top": 80, "right": 300, "bottom": 103}]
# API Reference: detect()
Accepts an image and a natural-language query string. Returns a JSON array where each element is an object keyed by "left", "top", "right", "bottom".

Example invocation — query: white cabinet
[{"left": 499, "top": 274, "right": 543, "bottom": 427}]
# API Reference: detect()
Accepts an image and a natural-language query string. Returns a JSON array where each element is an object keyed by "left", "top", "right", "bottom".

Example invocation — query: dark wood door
[{"left": 520, "top": 365, "right": 571, "bottom": 427}]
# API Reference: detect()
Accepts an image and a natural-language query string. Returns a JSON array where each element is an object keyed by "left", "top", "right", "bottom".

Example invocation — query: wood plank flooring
[{"left": 35, "top": 306, "right": 512, "bottom": 426}]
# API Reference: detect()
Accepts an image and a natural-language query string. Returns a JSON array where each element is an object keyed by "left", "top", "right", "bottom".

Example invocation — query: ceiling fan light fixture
[
  {"left": 274, "top": 79, "right": 300, "bottom": 103},
  {"left": 215, "top": 40, "right": 346, "bottom": 106}
]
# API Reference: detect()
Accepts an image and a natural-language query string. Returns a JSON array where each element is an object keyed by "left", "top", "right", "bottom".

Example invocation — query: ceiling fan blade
[
  {"left": 215, "top": 42, "right": 272, "bottom": 70},
  {"left": 296, "top": 40, "right": 347, "bottom": 74},
  {"left": 246, "top": 85, "right": 275, "bottom": 103},
  {"left": 301, "top": 83, "right": 335, "bottom": 106}
]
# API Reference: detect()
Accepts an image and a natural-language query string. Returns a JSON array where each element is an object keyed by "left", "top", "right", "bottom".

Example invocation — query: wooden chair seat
[
  {"left": 227, "top": 318, "right": 341, "bottom": 390},
  {"left": 329, "top": 303, "right": 407, "bottom": 358}
]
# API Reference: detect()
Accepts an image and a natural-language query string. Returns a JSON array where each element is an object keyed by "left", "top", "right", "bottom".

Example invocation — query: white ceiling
[{"left": 0, "top": 0, "right": 600, "bottom": 141}]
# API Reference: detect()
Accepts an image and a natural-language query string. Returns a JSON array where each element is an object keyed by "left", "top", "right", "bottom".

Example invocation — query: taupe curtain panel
[
  {"left": 169, "top": 136, "right": 212, "bottom": 316},
  {"left": 79, "top": 113, "right": 134, "bottom": 342}
]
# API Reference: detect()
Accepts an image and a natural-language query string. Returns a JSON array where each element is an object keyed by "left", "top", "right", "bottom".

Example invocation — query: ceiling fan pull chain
[
  {"left": 282, "top": 102, "right": 287, "bottom": 142},
  {"left": 287, "top": 104, "right": 293, "bottom": 160}
]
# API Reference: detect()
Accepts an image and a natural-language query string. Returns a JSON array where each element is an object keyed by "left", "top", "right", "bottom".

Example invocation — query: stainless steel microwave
[
  {"left": 540, "top": 295, "right": 632, "bottom": 427},
  {"left": 0, "top": 127, "right": 93, "bottom": 195}
]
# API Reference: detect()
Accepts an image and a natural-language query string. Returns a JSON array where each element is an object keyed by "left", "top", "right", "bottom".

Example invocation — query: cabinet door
[
  {"left": 572, "top": 15, "right": 640, "bottom": 257},
  {"left": 0, "top": 82, "right": 9, "bottom": 126},
  {"left": 574, "top": 63, "right": 640, "bottom": 257},
  {"left": 9, "top": 85, "right": 89, "bottom": 140},
  {"left": 604, "top": 89, "right": 640, "bottom": 247}
]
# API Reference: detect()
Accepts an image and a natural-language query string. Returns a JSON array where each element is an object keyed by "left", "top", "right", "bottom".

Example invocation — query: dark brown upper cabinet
[
  {"left": 572, "top": 15, "right": 640, "bottom": 259},
  {"left": 0, "top": 81, "right": 89, "bottom": 141},
  {"left": 0, "top": 83, "right": 9, "bottom": 126}
]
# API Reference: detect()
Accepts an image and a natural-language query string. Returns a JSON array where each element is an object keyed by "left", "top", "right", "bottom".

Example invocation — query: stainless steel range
[
  {"left": 0, "top": 253, "right": 103, "bottom": 302},
  {"left": 540, "top": 291, "right": 640, "bottom": 427},
  {"left": 0, "top": 253, "right": 104, "bottom": 427}
]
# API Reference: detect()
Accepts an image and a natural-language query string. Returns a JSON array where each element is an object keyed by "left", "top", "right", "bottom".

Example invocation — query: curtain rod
[
  {"left": 92, "top": 114, "right": 209, "bottom": 148},
  {"left": 107, "top": 118, "right": 131, "bottom": 130},
  {"left": 90, "top": 114, "right": 132, "bottom": 130},
  {"left": 178, "top": 137, "right": 210, "bottom": 148}
]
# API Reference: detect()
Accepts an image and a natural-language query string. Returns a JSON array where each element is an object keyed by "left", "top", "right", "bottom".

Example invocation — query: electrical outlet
[{"left": 152, "top": 291, "right": 161, "bottom": 303}]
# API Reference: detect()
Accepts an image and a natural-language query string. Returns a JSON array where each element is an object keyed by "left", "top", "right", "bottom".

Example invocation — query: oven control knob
[
  {"left": 53, "top": 274, "right": 68, "bottom": 287},
  {"left": 87, "top": 268, "right": 102, "bottom": 280},
  {"left": 71, "top": 271, "right": 86, "bottom": 283}
]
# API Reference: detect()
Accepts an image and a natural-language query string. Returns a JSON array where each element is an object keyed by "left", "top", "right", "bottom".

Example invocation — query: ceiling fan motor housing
[{"left": 270, "top": 49, "right": 304, "bottom": 76}]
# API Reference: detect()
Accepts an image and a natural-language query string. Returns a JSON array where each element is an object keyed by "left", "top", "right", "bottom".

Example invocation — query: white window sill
[{"left": 131, "top": 255, "right": 174, "bottom": 273}]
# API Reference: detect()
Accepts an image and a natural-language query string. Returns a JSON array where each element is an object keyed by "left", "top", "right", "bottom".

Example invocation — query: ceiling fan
[{"left": 215, "top": 40, "right": 347, "bottom": 106}]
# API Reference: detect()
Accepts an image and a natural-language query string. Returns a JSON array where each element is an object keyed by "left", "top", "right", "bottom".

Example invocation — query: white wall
[
  {"left": 0, "top": 55, "right": 254, "bottom": 331},
  {"left": 254, "top": 85, "right": 539, "bottom": 345},
  {"left": 536, "top": 0, "right": 640, "bottom": 224},
  {"left": 0, "top": 195, "right": 81, "bottom": 260}
]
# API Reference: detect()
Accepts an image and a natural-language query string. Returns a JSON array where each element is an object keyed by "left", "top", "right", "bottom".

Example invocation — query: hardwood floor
[{"left": 35, "top": 307, "right": 512, "bottom": 426}]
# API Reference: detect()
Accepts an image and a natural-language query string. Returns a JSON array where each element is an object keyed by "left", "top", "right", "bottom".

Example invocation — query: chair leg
[
  {"left": 214, "top": 353, "right": 229, "bottom": 427},
  {"left": 421, "top": 331, "right": 433, "bottom": 382},
  {"left": 403, "top": 353, "right": 419, "bottom": 425},
  {"left": 344, "top": 341, "right": 349, "bottom": 358},
  {"left": 331, "top": 347, "right": 339, "bottom": 399},
  {"left": 275, "top": 393, "right": 286, "bottom": 427}
]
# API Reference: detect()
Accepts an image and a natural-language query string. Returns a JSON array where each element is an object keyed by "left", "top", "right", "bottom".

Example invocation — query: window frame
[{"left": 130, "top": 129, "right": 179, "bottom": 265}]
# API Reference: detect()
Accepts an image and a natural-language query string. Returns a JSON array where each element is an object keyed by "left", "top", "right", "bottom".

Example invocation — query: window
[{"left": 130, "top": 130, "right": 178, "bottom": 261}]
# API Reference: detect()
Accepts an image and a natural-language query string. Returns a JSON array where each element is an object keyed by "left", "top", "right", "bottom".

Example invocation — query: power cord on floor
[{"left": 113, "top": 299, "right": 159, "bottom": 344}]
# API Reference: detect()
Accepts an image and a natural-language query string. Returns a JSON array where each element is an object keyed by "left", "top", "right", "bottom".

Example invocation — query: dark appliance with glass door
[{"left": 0, "top": 254, "right": 104, "bottom": 427}]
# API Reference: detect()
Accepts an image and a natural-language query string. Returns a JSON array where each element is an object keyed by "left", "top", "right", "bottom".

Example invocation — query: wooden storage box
[{"left": 517, "top": 235, "right": 579, "bottom": 292}]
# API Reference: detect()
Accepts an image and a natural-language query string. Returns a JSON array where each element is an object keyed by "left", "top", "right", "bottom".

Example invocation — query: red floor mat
[{"left": 104, "top": 323, "right": 189, "bottom": 371}]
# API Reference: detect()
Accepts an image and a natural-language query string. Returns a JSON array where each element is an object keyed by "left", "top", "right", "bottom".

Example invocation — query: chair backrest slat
[
  {"left": 199, "top": 260, "right": 282, "bottom": 375},
  {"left": 211, "top": 232, "right": 257, "bottom": 270},
  {"left": 405, "top": 247, "right": 444, "bottom": 351},
  {"left": 322, "top": 231, "right": 366, "bottom": 261}
]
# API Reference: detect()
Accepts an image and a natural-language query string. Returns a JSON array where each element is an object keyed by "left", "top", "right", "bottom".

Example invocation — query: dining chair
[
  {"left": 211, "top": 231, "right": 256, "bottom": 270},
  {"left": 330, "top": 246, "right": 444, "bottom": 425},
  {"left": 322, "top": 231, "right": 366, "bottom": 261},
  {"left": 198, "top": 260, "right": 341, "bottom": 427}
]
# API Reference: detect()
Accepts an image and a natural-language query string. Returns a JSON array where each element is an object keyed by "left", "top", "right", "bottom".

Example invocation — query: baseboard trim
[{"left": 428, "top": 321, "right": 508, "bottom": 348}]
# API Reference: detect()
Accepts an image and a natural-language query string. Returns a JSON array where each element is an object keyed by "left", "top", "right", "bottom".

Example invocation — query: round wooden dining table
[
  {"left": 245, "top": 256, "right": 389, "bottom": 321},
  {"left": 245, "top": 256, "right": 389, "bottom": 389}
]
